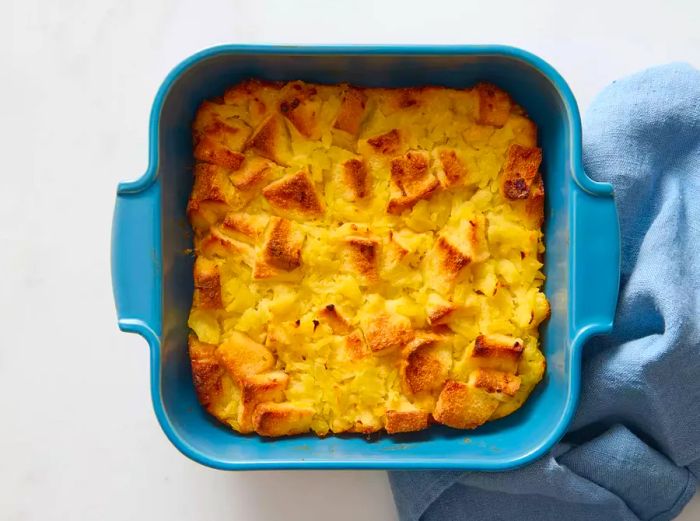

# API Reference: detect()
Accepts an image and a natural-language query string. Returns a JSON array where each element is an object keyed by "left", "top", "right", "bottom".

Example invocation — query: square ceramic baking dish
[{"left": 111, "top": 45, "right": 620, "bottom": 470}]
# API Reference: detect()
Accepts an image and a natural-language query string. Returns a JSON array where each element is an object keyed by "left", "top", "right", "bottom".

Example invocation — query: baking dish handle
[
  {"left": 111, "top": 178, "right": 161, "bottom": 340},
  {"left": 571, "top": 178, "right": 621, "bottom": 338}
]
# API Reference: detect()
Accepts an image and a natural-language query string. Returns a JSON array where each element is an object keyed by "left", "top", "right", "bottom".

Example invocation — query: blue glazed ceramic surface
[{"left": 111, "top": 45, "right": 620, "bottom": 470}]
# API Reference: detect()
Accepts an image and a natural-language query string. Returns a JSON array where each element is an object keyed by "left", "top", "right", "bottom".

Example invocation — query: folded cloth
[{"left": 390, "top": 63, "right": 700, "bottom": 521}]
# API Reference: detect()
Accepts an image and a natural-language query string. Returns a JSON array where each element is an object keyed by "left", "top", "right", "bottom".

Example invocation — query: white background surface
[{"left": 1, "top": 0, "right": 698, "bottom": 519}]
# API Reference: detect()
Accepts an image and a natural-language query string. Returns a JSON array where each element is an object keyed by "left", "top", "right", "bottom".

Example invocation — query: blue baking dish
[{"left": 111, "top": 45, "right": 620, "bottom": 470}]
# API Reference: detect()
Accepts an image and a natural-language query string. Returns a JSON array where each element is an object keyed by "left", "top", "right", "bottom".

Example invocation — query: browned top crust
[
  {"left": 193, "top": 257, "right": 222, "bottom": 309},
  {"left": 473, "top": 334, "right": 524, "bottom": 361},
  {"left": 364, "top": 312, "right": 415, "bottom": 353},
  {"left": 245, "top": 114, "right": 291, "bottom": 164},
  {"left": 187, "top": 79, "right": 548, "bottom": 438},
  {"left": 475, "top": 82, "right": 512, "bottom": 127},
  {"left": 388, "top": 150, "right": 440, "bottom": 214},
  {"left": 262, "top": 170, "right": 325, "bottom": 219},
  {"left": 366, "top": 129, "right": 402, "bottom": 155},
  {"left": 333, "top": 87, "right": 367, "bottom": 136},
  {"left": 339, "top": 158, "right": 369, "bottom": 201},
  {"left": 279, "top": 81, "right": 321, "bottom": 138},
  {"left": 385, "top": 410, "right": 430, "bottom": 434},
  {"left": 501, "top": 144, "right": 543, "bottom": 200},
  {"left": 261, "top": 217, "right": 305, "bottom": 271},
  {"left": 433, "top": 148, "right": 466, "bottom": 188},
  {"left": 343, "top": 235, "right": 380, "bottom": 284}
]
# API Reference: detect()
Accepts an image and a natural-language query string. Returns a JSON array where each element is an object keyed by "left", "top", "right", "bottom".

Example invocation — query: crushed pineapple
[{"left": 187, "top": 79, "right": 549, "bottom": 437}]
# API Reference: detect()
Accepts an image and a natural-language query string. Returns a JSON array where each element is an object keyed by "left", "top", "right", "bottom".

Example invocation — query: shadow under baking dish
[{"left": 111, "top": 45, "right": 620, "bottom": 470}]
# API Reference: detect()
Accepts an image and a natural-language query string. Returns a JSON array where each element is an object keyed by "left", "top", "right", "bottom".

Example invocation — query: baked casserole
[{"left": 186, "top": 79, "right": 549, "bottom": 437}]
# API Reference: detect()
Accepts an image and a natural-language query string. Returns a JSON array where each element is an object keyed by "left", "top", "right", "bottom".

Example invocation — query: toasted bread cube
[
  {"left": 363, "top": 129, "right": 403, "bottom": 155},
  {"left": 198, "top": 227, "right": 255, "bottom": 265},
  {"left": 336, "top": 157, "right": 370, "bottom": 201},
  {"left": 471, "top": 334, "right": 524, "bottom": 373},
  {"left": 425, "top": 235, "right": 471, "bottom": 291},
  {"left": 253, "top": 217, "right": 305, "bottom": 280},
  {"left": 192, "top": 101, "right": 251, "bottom": 164},
  {"left": 230, "top": 156, "right": 275, "bottom": 193},
  {"left": 425, "top": 293, "right": 457, "bottom": 326},
  {"left": 433, "top": 380, "right": 500, "bottom": 429},
  {"left": 193, "top": 257, "right": 222, "bottom": 309},
  {"left": 187, "top": 163, "right": 236, "bottom": 230},
  {"left": 216, "top": 331, "right": 275, "bottom": 381},
  {"left": 318, "top": 304, "right": 352, "bottom": 335},
  {"left": 188, "top": 335, "right": 224, "bottom": 408},
  {"left": 221, "top": 212, "right": 269, "bottom": 243},
  {"left": 238, "top": 371, "right": 289, "bottom": 432},
  {"left": 439, "top": 214, "right": 490, "bottom": 266},
  {"left": 363, "top": 311, "right": 415, "bottom": 353},
  {"left": 253, "top": 402, "right": 314, "bottom": 437},
  {"left": 500, "top": 144, "right": 543, "bottom": 200},
  {"left": 475, "top": 83, "right": 512, "bottom": 127},
  {"left": 343, "top": 329, "right": 370, "bottom": 360},
  {"left": 194, "top": 137, "right": 245, "bottom": 170},
  {"left": 387, "top": 150, "right": 440, "bottom": 214},
  {"left": 262, "top": 170, "right": 325, "bottom": 220},
  {"left": 245, "top": 113, "right": 291, "bottom": 165},
  {"left": 491, "top": 343, "right": 546, "bottom": 420},
  {"left": 262, "top": 217, "right": 305, "bottom": 270},
  {"left": 279, "top": 81, "right": 322, "bottom": 139},
  {"left": 343, "top": 235, "right": 380, "bottom": 284},
  {"left": 525, "top": 175, "right": 545, "bottom": 227},
  {"left": 401, "top": 333, "right": 452, "bottom": 394},
  {"left": 192, "top": 100, "right": 245, "bottom": 135},
  {"left": 432, "top": 147, "right": 467, "bottom": 188},
  {"left": 333, "top": 87, "right": 367, "bottom": 136},
  {"left": 468, "top": 368, "right": 521, "bottom": 397},
  {"left": 385, "top": 410, "right": 430, "bottom": 434}
]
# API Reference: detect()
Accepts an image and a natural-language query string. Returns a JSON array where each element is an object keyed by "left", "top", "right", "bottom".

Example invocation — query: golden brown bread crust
[
  {"left": 385, "top": 410, "right": 430, "bottom": 434},
  {"left": 198, "top": 227, "right": 255, "bottom": 262},
  {"left": 501, "top": 144, "right": 543, "bottom": 200},
  {"left": 245, "top": 114, "right": 291, "bottom": 164},
  {"left": 401, "top": 334, "right": 450, "bottom": 394},
  {"left": 193, "top": 257, "right": 222, "bottom": 309},
  {"left": 343, "top": 235, "right": 380, "bottom": 284},
  {"left": 468, "top": 368, "right": 521, "bottom": 397},
  {"left": 260, "top": 217, "right": 305, "bottom": 271},
  {"left": 262, "top": 170, "right": 325, "bottom": 219},
  {"left": 338, "top": 158, "right": 369, "bottom": 201},
  {"left": 279, "top": 81, "right": 321, "bottom": 138},
  {"left": 333, "top": 87, "right": 367, "bottom": 136},
  {"left": 188, "top": 335, "right": 224, "bottom": 408},
  {"left": 230, "top": 157, "right": 274, "bottom": 193},
  {"left": 344, "top": 329, "right": 370, "bottom": 360},
  {"left": 364, "top": 312, "right": 415, "bottom": 353},
  {"left": 221, "top": 212, "right": 269, "bottom": 243},
  {"left": 475, "top": 82, "right": 512, "bottom": 127},
  {"left": 187, "top": 79, "right": 548, "bottom": 438},
  {"left": 432, "top": 148, "right": 466, "bottom": 188},
  {"left": 217, "top": 332, "right": 275, "bottom": 381},
  {"left": 472, "top": 334, "right": 524, "bottom": 373},
  {"left": 239, "top": 371, "right": 289, "bottom": 433},
  {"left": 366, "top": 129, "right": 402, "bottom": 155},
  {"left": 388, "top": 150, "right": 440, "bottom": 214},
  {"left": 425, "top": 293, "right": 457, "bottom": 326},
  {"left": 433, "top": 380, "right": 500, "bottom": 429},
  {"left": 253, "top": 403, "right": 315, "bottom": 437}
]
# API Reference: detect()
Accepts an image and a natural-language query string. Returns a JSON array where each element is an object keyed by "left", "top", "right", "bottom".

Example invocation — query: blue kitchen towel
[{"left": 390, "top": 63, "right": 700, "bottom": 521}]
